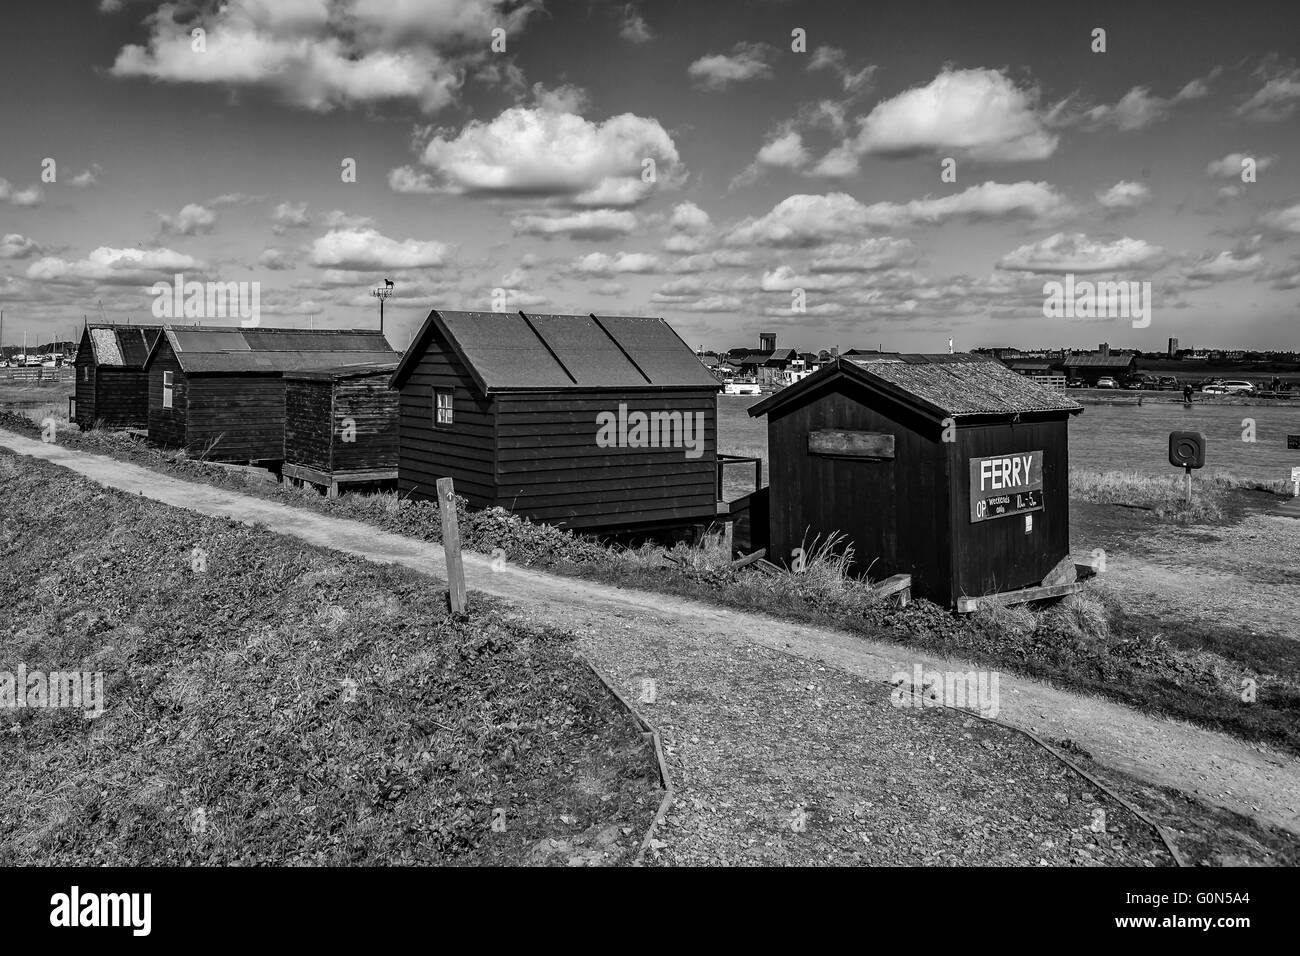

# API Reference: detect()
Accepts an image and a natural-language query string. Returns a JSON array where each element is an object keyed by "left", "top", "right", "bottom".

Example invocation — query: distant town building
[{"left": 1167, "top": 337, "right": 1178, "bottom": 357}]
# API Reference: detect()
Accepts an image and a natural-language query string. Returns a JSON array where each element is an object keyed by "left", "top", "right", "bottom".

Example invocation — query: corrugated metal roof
[
  {"left": 392, "top": 310, "right": 721, "bottom": 392},
  {"left": 750, "top": 354, "right": 1081, "bottom": 420},
  {"left": 157, "top": 326, "right": 394, "bottom": 374}
]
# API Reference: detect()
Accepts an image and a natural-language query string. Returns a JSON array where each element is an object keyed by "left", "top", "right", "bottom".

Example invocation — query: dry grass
[{"left": 1069, "top": 469, "right": 1289, "bottom": 523}]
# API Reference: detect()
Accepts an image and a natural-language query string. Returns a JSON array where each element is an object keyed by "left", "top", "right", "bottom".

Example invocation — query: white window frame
[
  {"left": 162, "top": 370, "right": 174, "bottom": 409},
  {"left": 434, "top": 388, "right": 453, "bottom": 426}
]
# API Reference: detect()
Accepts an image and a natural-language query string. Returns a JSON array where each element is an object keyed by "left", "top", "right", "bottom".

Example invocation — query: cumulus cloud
[
  {"left": 321, "top": 209, "right": 375, "bottom": 229},
  {"left": 808, "top": 237, "right": 917, "bottom": 272},
  {"left": 26, "top": 246, "right": 201, "bottom": 285},
  {"left": 854, "top": 68, "right": 1058, "bottom": 162},
  {"left": 511, "top": 209, "right": 638, "bottom": 240},
  {"left": 1206, "top": 152, "right": 1276, "bottom": 178},
  {"left": 1096, "top": 180, "right": 1151, "bottom": 209},
  {"left": 1081, "top": 75, "right": 1213, "bottom": 132},
  {"left": 806, "top": 46, "right": 876, "bottom": 94},
  {"left": 756, "top": 130, "right": 811, "bottom": 170},
  {"left": 107, "top": 0, "right": 540, "bottom": 113},
  {"left": 70, "top": 164, "right": 103, "bottom": 187},
  {"left": 567, "top": 252, "right": 661, "bottom": 276},
  {"left": 995, "top": 233, "right": 1165, "bottom": 274},
  {"left": 0, "top": 234, "right": 42, "bottom": 259},
  {"left": 258, "top": 248, "right": 294, "bottom": 270},
  {"left": 530, "top": 81, "right": 589, "bottom": 114},
  {"left": 271, "top": 201, "right": 312, "bottom": 233},
  {"left": 687, "top": 42, "right": 775, "bottom": 91},
  {"left": 159, "top": 203, "right": 218, "bottom": 235},
  {"left": 398, "top": 106, "right": 680, "bottom": 207},
  {"left": 669, "top": 201, "right": 711, "bottom": 234},
  {"left": 0, "top": 178, "right": 44, "bottom": 206},
  {"left": 309, "top": 228, "right": 448, "bottom": 270},
  {"left": 726, "top": 183, "right": 1071, "bottom": 247},
  {"left": 619, "top": 5, "right": 653, "bottom": 43}
]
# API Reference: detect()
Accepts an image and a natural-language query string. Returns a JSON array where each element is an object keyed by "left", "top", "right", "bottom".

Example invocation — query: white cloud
[
  {"left": 687, "top": 42, "right": 775, "bottom": 91},
  {"left": 592, "top": 280, "right": 629, "bottom": 296},
  {"left": 808, "top": 237, "right": 917, "bottom": 272},
  {"left": 511, "top": 209, "right": 638, "bottom": 240},
  {"left": 806, "top": 46, "right": 876, "bottom": 94},
  {"left": 855, "top": 68, "right": 1058, "bottom": 162},
  {"left": 404, "top": 106, "right": 680, "bottom": 207},
  {"left": 756, "top": 130, "right": 810, "bottom": 170},
  {"left": 0, "top": 234, "right": 42, "bottom": 259},
  {"left": 271, "top": 201, "right": 312, "bottom": 233},
  {"left": 107, "top": 0, "right": 536, "bottom": 113},
  {"left": 531, "top": 81, "right": 590, "bottom": 114},
  {"left": 726, "top": 183, "right": 1072, "bottom": 247},
  {"left": 0, "top": 178, "right": 44, "bottom": 206},
  {"left": 619, "top": 5, "right": 653, "bottom": 44},
  {"left": 159, "top": 203, "right": 217, "bottom": 235},
  {"left": 1237, "top": 66, "right": 1300, "bottom": 122},
  {"left": 1260, "top": 201, "right": 1300, "bottom": 234},
  {"left": 321, "top": 209, "right": 376, "bottom": 229},
  {"left": 258, "top": 248, "right": 294, "bottom": 270},
  {"left": 1096, "top": 181, "right": 1151, "bottom": 209},
  {"left": 26, "top": 246, "right": 201, "bottom": 285},
  {"left": 567, "top": 252, "right": 662, "bottom": 276},
  {"left": 810, "top": 143, "right": 859, "bottom": 179},
  {"left": 1205, "top": 153, "right": 1276, "bottom": 178},
  {"left": 996, "top": 233, "right": 1165, "bottom": 274},
  {"left": 669, "top": 201, "right": 711, "bottom": 234},
  {"left": 309, "top": 228, "right": 448, "bottom": 270},
  {"left": 1082, "top": 76, "right": 1212, "bottom": 132},
  {"left": 70, "top": 164, "right": 103, "bottom": 187},
  {"left": 1184, "top": 250, "right": 1263, "bottom": 280}
]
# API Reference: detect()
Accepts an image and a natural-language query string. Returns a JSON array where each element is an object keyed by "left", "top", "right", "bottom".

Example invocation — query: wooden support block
[
  {"left": 956, "top": 580, "right": 1086, "bottom": 613},
  {"left": 1041, "top": 554, "right": 1078, "bottom": 587},
  {"left": 730, "top": 548, "right": 766, "bottom": 569},
  {"left": 808, "top": 429, "right": 895, "bottom": 459},
  {"left": 437, "top": 477, "right": 468, "bottom": 614},
  {"left": 869, "top": 574, "right": 912, "bottom": 604}
]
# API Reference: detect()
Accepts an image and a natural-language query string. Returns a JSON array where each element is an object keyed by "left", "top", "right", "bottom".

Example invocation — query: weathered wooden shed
[
  {"left": 282, "top": 362, "right": 399, "bottom": 496},
  {"left": 389, "top": 310, "right": 722, "bottom": 533},
  {"left": 143, "top": 327, "right": 395, "bottom": 462},
  {"left": 72, "top": 324, "right": 163, "bottom": 429},
  {"left": 748, "top": 354, "right": 1083, "bottom": 609}
]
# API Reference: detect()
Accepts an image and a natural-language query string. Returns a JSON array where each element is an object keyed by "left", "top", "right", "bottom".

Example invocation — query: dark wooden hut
[
  {"left": 748, "top": 354, "right": 1083, "bottom": 609},
  {"left": 282, "top": 362, "right": 399, "bottom": 496},
  {"left": 143, "top": 327, "right": 395, "bottom": 462},
  {"left": 389, "top": 310, "right": 722, "bottom": 533},
  {"left": 71, "top": 324, "right": 163, "bottom": 429}
]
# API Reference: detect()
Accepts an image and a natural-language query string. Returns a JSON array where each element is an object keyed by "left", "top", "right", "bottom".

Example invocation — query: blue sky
[{"left": 1, "top": 0, "right": 1299, "bottom": 353}]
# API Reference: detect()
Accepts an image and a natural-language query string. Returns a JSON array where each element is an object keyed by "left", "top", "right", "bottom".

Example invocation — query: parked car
[
  {"left": 1157, "top": 376, "right": 1180, "bottom": 390},
  {"left": 1122, "top": 375, "right": 1156, "bottom": 390},
  {"left": 1220, "top": 380, "right": 1256, "bottom": 395},
  {"left": 1096, "top": 376, "right": 1120, "bottom": 389},
  {"left": 1066, "top": 377, "right": 1086, "bottom": 388}
]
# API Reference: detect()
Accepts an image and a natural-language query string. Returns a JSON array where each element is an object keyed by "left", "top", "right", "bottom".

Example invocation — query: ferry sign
[{"left": 970, "top": 451, "right": 1044, "bottom": 523}]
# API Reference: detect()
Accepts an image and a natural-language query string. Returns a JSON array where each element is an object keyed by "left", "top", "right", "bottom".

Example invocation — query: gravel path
[{"left": 3, "top": 427, "right": 1298, "bottom": 859}]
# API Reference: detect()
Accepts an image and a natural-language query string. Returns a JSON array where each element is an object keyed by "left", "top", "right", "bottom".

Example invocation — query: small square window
[{"left": 434, "top": 389, "right": 454, "bottom": 426}]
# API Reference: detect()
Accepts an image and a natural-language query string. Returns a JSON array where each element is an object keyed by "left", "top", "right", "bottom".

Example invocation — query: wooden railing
[{"left": 0, "top": 367, "right": 74, "bottom": 383}]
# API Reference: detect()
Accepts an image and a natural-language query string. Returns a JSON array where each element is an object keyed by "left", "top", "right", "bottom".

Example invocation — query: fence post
[{"left": 437, "top": 477, "right": 468, "bottom": 614}]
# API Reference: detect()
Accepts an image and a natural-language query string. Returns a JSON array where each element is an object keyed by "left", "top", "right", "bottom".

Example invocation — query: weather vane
[{"left": 370, "top": 277, "right": 394, "bottom": 334}]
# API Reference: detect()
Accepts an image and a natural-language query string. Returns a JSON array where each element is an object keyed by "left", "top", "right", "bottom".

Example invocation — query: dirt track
[{"left": 1, "top": 426, "right": 1297, "bottom": 841}]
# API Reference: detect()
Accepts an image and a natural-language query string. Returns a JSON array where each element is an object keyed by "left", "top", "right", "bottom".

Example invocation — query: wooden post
[
  {"left": 437, "top": 477, "right": 468, "bottom": 614},
  {"left": 722, "top": 520, "right": 734, "bottom": 558},
  {"left": 1185, "top": 467, "right": 1192, "bottom": 507}
]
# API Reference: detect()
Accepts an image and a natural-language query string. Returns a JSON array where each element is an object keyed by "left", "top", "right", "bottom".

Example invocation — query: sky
[{"left": 1, "top": 0, "right": 1299, "bottom": 355}]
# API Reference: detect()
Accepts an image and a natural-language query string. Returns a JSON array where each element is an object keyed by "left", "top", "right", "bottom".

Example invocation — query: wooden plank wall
[
  {"left": 396, "top": 339, "right": 497, "bottom": 504},
  {"left": 73, "top": 363, "right": 96, "bottom": 426},
  {"left": 185, "top": 375, "right": 286, "bottom": 461},
  {"left": 494, "top": 390, "right": 718, "bottom": 530},
  {"left": 765, "top": 382, "right": 951, "bottom": 599},
  {"left": 332, "top": 376, "right": 399, "bottom": 472},
  {"left": 284, "top": 379, "right": 332, "bottom": 471},
  {"left": 146, "top": 339, "right": 188, "bottom": 448},
  {"left": 947, "top": 417, "right": 1070, "bottom": 601}
]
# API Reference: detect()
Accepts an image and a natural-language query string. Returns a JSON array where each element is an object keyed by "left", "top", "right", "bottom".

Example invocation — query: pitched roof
[
  {"left": 83, "top": 325, "right": 162, "bottom": 368},
  {"left": 1062, "top": 353, "right": 1136, "bottom": 367},
  {"left": 283, "top": 361, "right": 399, "bottom": 382},
  {"left": 391, "top": 310, "right": 722, "bottom": 392},
  {"left": 749, "top": 354, "right": 1082, "bottom": 421},
  {"left": 149, "top": 326, "right": 394, "bottom": 374}
]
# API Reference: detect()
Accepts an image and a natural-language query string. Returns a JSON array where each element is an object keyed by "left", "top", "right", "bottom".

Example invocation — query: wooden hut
[
  {"left": 71, "top": 324, "right": 163, "bottom": 429},
  {"left": 748, "top": 354, "right": 1083, "bottom": 609},
  {"left": 389, "top": 310, "right": 722, "bottom": 533},
  {"left": 282, "top": 362, "right": 399, "bottom": 496},
  {"left": 143, "top": 327, "right": 394, "bottom": 462}
]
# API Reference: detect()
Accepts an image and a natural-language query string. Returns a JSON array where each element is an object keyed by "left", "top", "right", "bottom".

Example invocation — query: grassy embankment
[
  {"left": 0, "top": 447, "right": 662, "bottom": 866},
  {"left": 2, "top": 408, "right": 1296, "bottom": 757}
]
